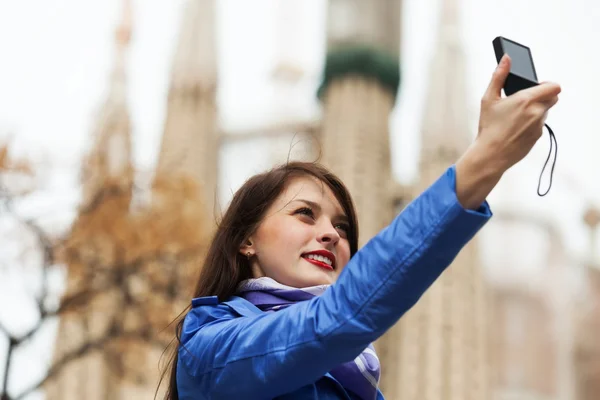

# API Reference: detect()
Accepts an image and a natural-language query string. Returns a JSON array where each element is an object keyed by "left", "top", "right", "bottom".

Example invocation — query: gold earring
[{"left": 246, "top": 252, "right": 252, "bottom": 260}]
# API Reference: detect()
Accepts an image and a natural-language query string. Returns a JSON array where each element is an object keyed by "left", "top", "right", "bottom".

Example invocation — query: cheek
[
  {"left": 257, "top": 219, "right": 313, "bottom": 253},
  {"left": 281, "top": 224, "right": 315, "bottom": 249},
  {"left": 336, "top": 243, "right": 352, "bottom": 271}
]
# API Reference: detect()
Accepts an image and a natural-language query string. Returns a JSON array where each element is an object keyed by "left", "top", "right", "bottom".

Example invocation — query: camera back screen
[{"left": 503, "top": 40, "right": 537, "bottom": 82}]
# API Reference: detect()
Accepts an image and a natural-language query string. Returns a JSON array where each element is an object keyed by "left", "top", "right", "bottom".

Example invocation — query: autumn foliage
[
  {"left": 0, "top": 142, "right": 209, "bottom": 399},
  {"left": 55, "top": 174, "right": 208, "bottom": 383}
]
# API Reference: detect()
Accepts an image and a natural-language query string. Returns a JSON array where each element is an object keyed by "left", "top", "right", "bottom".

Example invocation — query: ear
[{"left": 239, "top": 238, "right": 254, "bottom": 257}]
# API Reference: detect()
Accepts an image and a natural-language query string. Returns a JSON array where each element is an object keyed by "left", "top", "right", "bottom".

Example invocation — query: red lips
[{"left": 301, "top": 249, "right": 336, "bottom": 270}]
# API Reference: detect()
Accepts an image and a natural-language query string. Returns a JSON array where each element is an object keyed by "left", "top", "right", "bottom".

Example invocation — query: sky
[{"left": 1, "top": 0, "right": 600, "bottom": 397}]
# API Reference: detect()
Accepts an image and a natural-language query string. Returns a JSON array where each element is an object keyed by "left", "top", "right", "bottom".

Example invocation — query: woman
[{"left": 161, "top": 56, "right": 561, "bottom": 399}]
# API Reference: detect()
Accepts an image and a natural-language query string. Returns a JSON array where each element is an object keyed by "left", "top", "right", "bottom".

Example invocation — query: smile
[{"left": 301, "top": 250, "right": 336, "bottom": 271}]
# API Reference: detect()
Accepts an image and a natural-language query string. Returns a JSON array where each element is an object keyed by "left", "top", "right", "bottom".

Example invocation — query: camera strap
[{"left": 537, "top": 123, "right": 557, "bottom": 196}]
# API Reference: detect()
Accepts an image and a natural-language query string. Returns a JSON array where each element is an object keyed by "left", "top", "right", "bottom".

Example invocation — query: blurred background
[{"left": 1, "top": 0, "right": 599, "bottom": 399}]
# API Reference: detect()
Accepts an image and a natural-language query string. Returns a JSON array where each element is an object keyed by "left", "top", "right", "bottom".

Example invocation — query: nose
[{"left": 317, "top": 221, "right": 340, "bottom": 246}]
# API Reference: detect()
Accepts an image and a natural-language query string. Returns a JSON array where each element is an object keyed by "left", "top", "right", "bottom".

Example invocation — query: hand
[
  {"left": 455, "top": 55, "right": 561, "bottom": 209},
  {"left": 476, "top": 54, "right": 561, "bottom": 172}
]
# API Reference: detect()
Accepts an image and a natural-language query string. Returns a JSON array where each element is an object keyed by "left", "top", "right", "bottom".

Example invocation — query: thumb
[{"left": 483, "top": 55, "right": 511, "bottom": 101}]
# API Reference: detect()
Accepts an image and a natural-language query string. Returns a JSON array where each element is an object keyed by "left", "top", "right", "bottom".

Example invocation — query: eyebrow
[{"left": 291, "top": 199, "right": 349, "bottom": 223}]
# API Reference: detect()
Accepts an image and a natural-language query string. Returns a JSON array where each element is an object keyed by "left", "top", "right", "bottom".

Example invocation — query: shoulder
[
  {"left": 181, "top": 295, "right": 262, "bottom": 342},
  {"left": 178, "top": 295, "right": 264, "bottom": 378}
]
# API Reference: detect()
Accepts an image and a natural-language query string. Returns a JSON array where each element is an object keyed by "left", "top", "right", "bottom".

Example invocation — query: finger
[
  {"left": 529, "top": 97, "right": 557, "bottom": 122},
  {"left": 542, "top": 95, "right": 559, "bottom": 110},
  {"left": 532, "top": 96, "right": 559, "bottom": 117},
  {"left": 528, "top": 119, "right": 546, "bottom": 142},
  {"left": 522, "top": 82, "right": 562, "bottom": 102},
  {"left": 528, "top": 97, "right": 558, "bottom": 127},
  {"left": 483, "top": 55, "right": 511, "bottom": 101},
  {"left": 539, "top": 97, "right": 558, "bottom": 123}
]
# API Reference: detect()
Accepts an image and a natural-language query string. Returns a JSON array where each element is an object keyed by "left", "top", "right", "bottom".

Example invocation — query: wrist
[
  {"left": 464, "top": 140, "right": 507, "bottom": 178},
  {"left": 455, "top": 141, "right": 504, "bottom": 210}
]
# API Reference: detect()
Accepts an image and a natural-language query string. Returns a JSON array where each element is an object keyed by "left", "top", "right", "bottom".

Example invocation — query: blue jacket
[{"left": 176, "top": 166, "right": 492, "bottom": 399}]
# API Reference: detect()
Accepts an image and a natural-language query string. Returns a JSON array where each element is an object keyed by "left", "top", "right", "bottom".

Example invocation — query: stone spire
[
  {"left": 80, "top": 0, "right": 134, "bottom": 211},
  {"left": 326, "top": 0, "right": 401, "bottom": 56},
  {"left": 319, "top": 2, "right": 402, "bottom": 394},
  {"left": 391, "top": 1, "right": 490, "bottom": 399},
  {"left": 319, "top": 0, "right": 401, "bottom": 248},
  {"left": 47, "top": 4, "right": 135, "bottom": 399},
  {"left": 419, "top": 0, "right": 471, "bottom": 176},
  {"left": 153, "top": 0, "right": 218, "bottom": 218}
]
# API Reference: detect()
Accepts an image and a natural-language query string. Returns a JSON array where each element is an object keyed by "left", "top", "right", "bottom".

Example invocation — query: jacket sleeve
[{"left": 178, "top": 166, "right": 492, "bottom": 398}]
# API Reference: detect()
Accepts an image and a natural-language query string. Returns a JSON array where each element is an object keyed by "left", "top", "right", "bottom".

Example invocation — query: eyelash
[
  {"left": 294, "top": 207, "right": 350, "bottom": 233},
  {"left": 295, "top": 207, "right": 315, "bottom": 217}
]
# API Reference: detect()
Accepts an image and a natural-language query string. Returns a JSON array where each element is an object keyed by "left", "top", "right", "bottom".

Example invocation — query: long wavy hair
[{"left": 157, "top": 161, "right": 359, "bottom": 399}]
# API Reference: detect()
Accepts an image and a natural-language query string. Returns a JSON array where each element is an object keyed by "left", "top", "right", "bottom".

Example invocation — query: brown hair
[{"left": 158, "top": 161, "right": 359, "bottom": 399}]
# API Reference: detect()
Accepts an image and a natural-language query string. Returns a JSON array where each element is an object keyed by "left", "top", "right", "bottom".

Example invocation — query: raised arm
[{"left": 455, "top": 54, "right": 560, "bottom": 210}]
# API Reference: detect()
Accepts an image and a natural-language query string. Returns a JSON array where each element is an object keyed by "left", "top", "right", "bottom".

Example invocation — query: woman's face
[{"left": 242, "top": 176, "right": 352, "bottom": 287}]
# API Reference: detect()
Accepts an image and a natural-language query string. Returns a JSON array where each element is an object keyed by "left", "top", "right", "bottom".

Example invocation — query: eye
[
  {"left": 334, "top": 223, "right": 349, "bottom": 232},
  {"left": 294, "top": 207, "right": 315, "bottom": 218},
  {"left": 334, "top": 223, "right": 350, "bottom": 238}
]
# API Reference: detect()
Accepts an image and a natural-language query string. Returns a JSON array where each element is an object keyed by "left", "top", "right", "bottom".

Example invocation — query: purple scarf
[{"left": 237, "top": 277, "right": 380, "bottom": 400}]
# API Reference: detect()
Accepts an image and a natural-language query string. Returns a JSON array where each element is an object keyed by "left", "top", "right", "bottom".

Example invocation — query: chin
[
  {"left": 289, "top": 260, "right": 338, "bottom": 287},
  {"left": 298, "top": 271, "right": 337, "bottom": 287}
]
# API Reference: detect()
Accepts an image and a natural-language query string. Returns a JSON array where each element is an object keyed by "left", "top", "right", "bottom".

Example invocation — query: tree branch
[
  {"left": 8, "top": 243, "right": 201, "bottom": 351},
  {"left": 13, "top": 327, "right": 168, "bottom": 400},
  {"left": 1, "top": 158, "right": 205, "bottom": 399},
  {"left": 22, "top": 217, "right": 55, "bottom": 299},
  {"left": 1, "top": 338, "right": 15, "bottom": 400}
]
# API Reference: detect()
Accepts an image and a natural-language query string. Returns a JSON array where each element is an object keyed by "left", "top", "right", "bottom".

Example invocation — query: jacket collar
[{"left": 223, "top": 295, "right": 263, "bottom": 317}]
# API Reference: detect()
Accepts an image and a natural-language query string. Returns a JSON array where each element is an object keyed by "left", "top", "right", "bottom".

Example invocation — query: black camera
[{"left": 493, "top": 36, "right": 539, "bottom": 96}]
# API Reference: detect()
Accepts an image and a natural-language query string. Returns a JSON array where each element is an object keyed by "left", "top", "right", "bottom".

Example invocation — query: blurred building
[
  {"left": 380, "top": 0, "right": 489, "bottom": 397},
  {"left": 47, "top": 0, "right": 211, "bottom": 398},
  {"left": 573, "top": 208, "right": 600, "bottom": 400},
  {"left": 490, "top": 286, "right": 559, "bottom": 399},
  {"left": 47, "top": 0, "right": 135, "bottom": 397},
  {"left": 574, "top": 265, "right": 600, "bottom": 400}
]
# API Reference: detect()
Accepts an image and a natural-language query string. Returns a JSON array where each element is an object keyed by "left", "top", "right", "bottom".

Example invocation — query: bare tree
[{"left": 0, "top": 144, "right": 207, "bottom": 400}]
